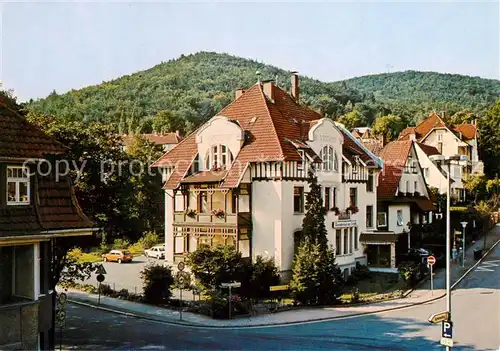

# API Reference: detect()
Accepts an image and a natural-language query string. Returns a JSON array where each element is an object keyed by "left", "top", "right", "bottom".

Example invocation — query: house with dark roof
[
  {"left": 0, "top": 99, "right": 95, "bottom": 350},
  {"left": 398, "top": 112, "right": 483, "bottom": 201},
  {"left": 352, "top": 127, "right": 384, "bottom": 156},
  {"left": 360, "top": 140, "right": 436, "bottom": 272},
  {"left": 153, "top": 74, "right": 382, "bottom": 279}
]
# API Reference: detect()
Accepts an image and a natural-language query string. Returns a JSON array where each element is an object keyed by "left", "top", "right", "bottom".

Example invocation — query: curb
[{"left": 68, "top": 234, "right": 500, "bottom": 329}]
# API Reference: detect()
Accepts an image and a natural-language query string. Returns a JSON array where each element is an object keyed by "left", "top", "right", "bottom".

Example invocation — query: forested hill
[{"left": 25, "top": 51, "right": 500, "bottom": 135}]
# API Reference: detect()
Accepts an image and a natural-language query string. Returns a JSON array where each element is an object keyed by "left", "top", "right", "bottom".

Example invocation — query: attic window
[
  {"left": 205, "top": 144, "right": 234, "bottom": 170},
  {"left": 7, "top": 166, "right": 30, "bottom": 205}
]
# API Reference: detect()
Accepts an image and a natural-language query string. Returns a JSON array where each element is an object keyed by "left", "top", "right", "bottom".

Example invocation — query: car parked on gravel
[
  {"left": 144, "top": 245, "right": 165, "bottom": 259},
  {"left": 102, "top": 249, "right": 133, "bottom": 263}
]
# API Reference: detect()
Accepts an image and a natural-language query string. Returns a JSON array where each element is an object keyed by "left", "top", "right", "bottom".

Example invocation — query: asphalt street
[{"left": 62, "top": 242, "right": 500, "bottom": 351}]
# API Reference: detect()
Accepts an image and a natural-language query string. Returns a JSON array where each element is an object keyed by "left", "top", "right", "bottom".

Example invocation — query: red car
[{"left": 102, "top": 250, "right": 133, "bottom": 263}]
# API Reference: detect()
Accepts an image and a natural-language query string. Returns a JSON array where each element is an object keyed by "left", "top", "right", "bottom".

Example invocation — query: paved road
[{"left": 61, "top": 241, "right": 500, "bottom": 350}]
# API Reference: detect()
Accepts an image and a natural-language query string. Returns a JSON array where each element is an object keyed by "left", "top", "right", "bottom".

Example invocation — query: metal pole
[
  {"left": 59, "top": 326, "right": 62, "bottom": 351},
  {"left": 98, "top": 282, "right": 101, "bottom": 306},
  {"left": 446, "top": 164, "right": 451, "bottom": 351},
  {"left": 462, "top": 226, "right": 465, "bottom": 267},
  {"left": 228, "top": 286, "right": 232, "bottom": 320},
  {"left": 180, "top": 288, "right": 183, "bottom": 321},
  {"left": 430, "top": 264, "right": 433, "bottom": 296}
]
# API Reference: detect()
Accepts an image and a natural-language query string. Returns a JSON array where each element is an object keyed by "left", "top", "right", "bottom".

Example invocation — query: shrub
[
  {"left": 187, "top": 245, "right": 244, "bottom": 292},
  {"left": 140, "top": 264, "right": 174, "bottom": 304},
  {"left": 350, "top": 287, "right": 360, "bottom": 304},
  {"left": 113, "top": 238, "right": 130, "bottom": 249},
  {"left": 99, "top": 283, "right": 114, "bottom": 296},
  {"left": 138, "top": 231, "right": 160, "bottom": 249},
  {"left": 398, "top": 261, "right": 425, "bottom": 288},
  {"left": 117, "top": 289, "right": 129, "bottom": 299},
  {"left": 68, "top": 247, "right": 83, "bottom": 260},
  {"left": 240, "top": 256, "right": 280, "bottom": 301}
]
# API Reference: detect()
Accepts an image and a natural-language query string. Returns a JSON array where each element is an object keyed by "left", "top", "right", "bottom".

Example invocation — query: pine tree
[
  {"left": 318, "top": 246, "right": 344, "bottom": 304},
  {"left": 301, "top": 170, "right": 328, "bottom": 249},
  {"left": 290, "top": 240, "right": 321, "bottom": 305}
]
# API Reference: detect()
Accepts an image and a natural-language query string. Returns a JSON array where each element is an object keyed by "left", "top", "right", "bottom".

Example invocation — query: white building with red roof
[
  {"left": 153, "top": 74, "right": 382, "bottom": 279},
  {"left": 398, "top": 112, "right": 483, "bottom": 201}
]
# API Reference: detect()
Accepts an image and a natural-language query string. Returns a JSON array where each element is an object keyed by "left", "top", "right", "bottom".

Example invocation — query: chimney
[
  {"left": 175, "top": 130, "right": 180, "bottom": 137},
  {"left": 262, "top": 80, "right": 274, "bottom": 101},
  {"left": 235, "top": 88, "right": 245, "bottom": 99},
  {"left": 290, "top": 72, "right": 299, "bottom": 102},
  {"left": 440, "top": 111, "right": 446, "bottom": 119}
]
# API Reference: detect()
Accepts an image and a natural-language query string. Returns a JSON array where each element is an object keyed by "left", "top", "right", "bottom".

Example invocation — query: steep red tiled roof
[
  {"left": 414, "top": 112, "right": 446, "bottom": 141},
  {"left": 416, "top": 143, "right": 440, "bottom": 157},
  {"left": 154, "top": 82, "right": 377, "bottom": 189},
  {"left": 0, "top": 98, "right": 65, "bottom": 159},
  {"left": 378, "top": 140, "right": 413, "bottom": 200},
  {"left": 221, "top": 161, "right": 249, "bottom": 188},
  {"left": 123, "top": 133, "right": 182, "bottom": 147},
  {"left": 453, "top": 124, "right": 477, "bottom": 140}
]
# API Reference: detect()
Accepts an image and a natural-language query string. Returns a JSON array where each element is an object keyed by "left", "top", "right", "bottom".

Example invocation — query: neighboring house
[
  {"left": 153, "top": 74, "right": 382, "bottom": 280},
  {"left": 122, "top": 132, "right": 183, "bottom": 152},
  {"left": 361, "top": 140, "right": 435, "bottom": 272},
  {"left": 0, "top": 101, "right": 94, "bottom": 350},
  {"left": 414, "top": 142, "right": 453, "bottom": 200},
  {"left": 352, "top": 127, "right": 384, "bottom": 156},
  {"left": 398, "top": 112, "right": 483, "bottom": 200}
]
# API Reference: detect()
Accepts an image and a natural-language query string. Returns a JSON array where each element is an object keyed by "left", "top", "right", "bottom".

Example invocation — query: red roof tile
[
  {"left": 378, "top": 140, "right": 413, "bottom": 200},
  {"left": 154, "top": 82, "right": 378, "bottom": 189},
  {"left": 398, "top": 127, "right": 416, "bottom": 140},
  {"left": 0, "top": 98, "right": 65, "bottom": 159},
  {"left": 123, "top": 133, "right": 182, "bottom": 147},
  {"left": 414, "top": 112, "right": 447, "bottom": 141},
  {"left": 453, "top": 124, "right": 477, "bottom": 140}
]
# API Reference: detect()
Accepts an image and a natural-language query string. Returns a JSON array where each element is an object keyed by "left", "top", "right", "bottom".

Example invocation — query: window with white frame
[
  {"left": 205, "top": 144, "right": 234, "bottom": 170},
  {"left": 377, "top": 212, "right": 387, "bottom": 227},
  {"left": 397, "top": 209, "right": 404, "bottom": 226},
  {"left": 7, "top": 166, "right": 30, "bottom": 205},
  {"left": 333, "top": 151, "right": 339, "bottom": 172},
  {"left": 319, "top": 145, "right": 334, "bottom": 171},
  {"left": 297, "top": 150, "right": 305, "bottom": 171}
]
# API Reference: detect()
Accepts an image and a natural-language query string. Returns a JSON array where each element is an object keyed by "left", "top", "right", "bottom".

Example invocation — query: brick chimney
[
  {"left": 291, "top": 72, "right": 299, "bottom": 102},
  {"left": 262, "top": 80, "right": 274, "bottom": 101},
  {"left": 235, "top": 88, "right": 245, "bottom": 99}
]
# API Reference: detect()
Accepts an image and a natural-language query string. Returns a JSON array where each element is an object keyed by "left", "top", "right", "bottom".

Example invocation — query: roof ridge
[{"left": 256, "top": 84, "right": 285, "bottom": 160}]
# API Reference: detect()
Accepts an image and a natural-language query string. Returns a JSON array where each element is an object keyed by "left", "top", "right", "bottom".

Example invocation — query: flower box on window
[
  {"left": 212, "top": 208, "right": 225, "bottom": 219},
  {"left": 185, "top": 209, "right": 197, "bottom": 219},
  {"left": 346, "top": 205, "right": 359, "bottom": 214}
]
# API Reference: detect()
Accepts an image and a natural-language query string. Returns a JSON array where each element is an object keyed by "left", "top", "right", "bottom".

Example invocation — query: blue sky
[{"left": 1, "top": 1, "right": 498, "bottom": 101}]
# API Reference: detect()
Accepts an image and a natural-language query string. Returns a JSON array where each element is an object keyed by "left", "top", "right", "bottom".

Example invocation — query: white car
[{"left": 144, "top": 245, "right": 165, "bottom": 259}]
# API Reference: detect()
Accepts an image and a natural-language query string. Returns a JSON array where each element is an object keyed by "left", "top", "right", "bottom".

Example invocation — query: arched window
[
  {"left": 205, "top": 144, "right": 234, "bottom": 170},
  {"left": 319, "top": 145, "right": 334, "bottom": 171}
]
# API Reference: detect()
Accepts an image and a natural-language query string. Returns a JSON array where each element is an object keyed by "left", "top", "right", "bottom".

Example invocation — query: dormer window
[
  {"left": 7, "top": 166, "right": 30, "bottom": 205},
  {"left": 205, "top": 144, "right": 234, "bottom": 170}
]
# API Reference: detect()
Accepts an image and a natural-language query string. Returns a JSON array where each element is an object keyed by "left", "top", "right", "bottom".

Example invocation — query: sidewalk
[{"left": 66, "top": 224, "right": 500, "bottom": 328}]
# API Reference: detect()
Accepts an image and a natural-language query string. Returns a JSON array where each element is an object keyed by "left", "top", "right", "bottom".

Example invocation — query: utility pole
[{"left": 461, "top": 222, "right": 468, "bottom": 267}]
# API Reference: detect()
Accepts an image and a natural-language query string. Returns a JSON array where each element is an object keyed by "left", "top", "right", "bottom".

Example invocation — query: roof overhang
[
  {"left": 360, "top": 232, "right": 399, "bottom": 244},
  {"left": 0, "top": 228, "right": 97, "bottom": 246}
]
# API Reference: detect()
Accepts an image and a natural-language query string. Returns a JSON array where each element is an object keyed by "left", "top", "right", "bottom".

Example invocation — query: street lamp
[
  {"left": 429, "top": 154, "right": 467, "bottom": 350},
  {"left": 460, "top": 221, "right": 468, "bottom": 268}
]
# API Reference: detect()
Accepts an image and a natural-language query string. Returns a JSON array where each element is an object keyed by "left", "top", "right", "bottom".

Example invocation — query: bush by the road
[{"left": 140, "top": 264, "right": 174, "bottom": 304}]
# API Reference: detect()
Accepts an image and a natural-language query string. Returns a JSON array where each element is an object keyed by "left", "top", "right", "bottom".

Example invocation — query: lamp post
[
  {"left": 460, "top": 221, "right": 468, "bottom": 267},
  {"left": 429, "top": 154, "right": 467, "bottom": 350}
]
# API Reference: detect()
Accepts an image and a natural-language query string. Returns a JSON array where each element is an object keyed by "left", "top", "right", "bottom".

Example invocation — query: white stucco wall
[
  {"left": 164, "top": 189, "right": 175, "bottom": 265},
  {"left": 388, "top": 204, "right": 411, "bottom": 234},
  {"left": 414, "top": 143, "right": 448, "bottom": 194}
]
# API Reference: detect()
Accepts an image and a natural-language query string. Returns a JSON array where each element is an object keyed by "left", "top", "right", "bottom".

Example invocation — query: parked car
[
  {"left": 102, "top": 250, "right": 133, "bottom": 263},
  {"left": 144, "top": 245, "right": 165, "bottom": 259}
]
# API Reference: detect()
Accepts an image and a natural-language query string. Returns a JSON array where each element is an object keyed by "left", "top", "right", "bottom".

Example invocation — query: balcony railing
[{"left": 174, "top": 212, "right": 251, "bottom": 226}]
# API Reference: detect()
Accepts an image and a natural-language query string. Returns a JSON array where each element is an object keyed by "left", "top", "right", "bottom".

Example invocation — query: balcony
[
  {"left": 174, "top": 212, "right": 251, "bottom": 226},
  {"left": 0, "top": 299, "right": 39, "bottom": 350}
]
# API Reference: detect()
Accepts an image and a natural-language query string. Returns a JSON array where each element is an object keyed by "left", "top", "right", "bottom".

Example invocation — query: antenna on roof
[{"left": 256, "top": 70, "right": 261, "bottom": 84}]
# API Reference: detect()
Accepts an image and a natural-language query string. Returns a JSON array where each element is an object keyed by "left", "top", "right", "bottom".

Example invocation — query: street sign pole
[
  {"left": 228, "top": 286, "right": 232, "bottom": 320},
  {"left": 461, "top": 222, "right": 468, "bottom": 268},
  {"left": 430, "top": 264, "right": 433, "bottom": 296},
  {"left": 180, "top": 287, "right": 183, "bottom": 321}
]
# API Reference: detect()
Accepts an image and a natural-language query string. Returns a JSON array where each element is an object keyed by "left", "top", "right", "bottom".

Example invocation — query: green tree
[
  {"left": 290, "top": 240, "right": 322, "bottom": 305},
  {"left": 463, "top": 174, "right": 488, "bottom": 204},
  {"left": 152, "top": 110, "right": 185, "bottom": 134},
  {"left": 480, "top": 99, "right": 500, "bottom": 177},
  {"left": 301, "top": 171, "right": 328, "bottom": 249},
  {"left": 240, "top": 256, "right": 280, "bottom": 301},
  {"left": 317, "top": 246, "right": 344, "bottom": 305},
  {"left": 140, "top": 264, "right": 174, "bottom": 304},
  {"left": 338, "top": 110, "right": 362, "bottom": 130},
  {"left": 372, "top": 114, "right": 405, "bottom": 142},
  {"left": 187, "top": 245, "right": 244, "bottom": 293}
]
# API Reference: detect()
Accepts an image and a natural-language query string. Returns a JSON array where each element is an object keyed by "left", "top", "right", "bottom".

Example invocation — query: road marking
[{"left": 475, "top": 261, "right": 498, "bottom": 272}]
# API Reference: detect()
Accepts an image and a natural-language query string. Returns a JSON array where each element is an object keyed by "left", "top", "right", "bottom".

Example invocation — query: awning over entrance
[
  {"left": 180, "top": 170, "right": 228, "bottom": 184},
  {"left": 359, "top": 231, "right": 399, "bottom": 243}
]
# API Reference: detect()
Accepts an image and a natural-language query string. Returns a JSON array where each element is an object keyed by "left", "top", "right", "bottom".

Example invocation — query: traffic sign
[
  {"left": 440, "top": 337, "right": 454, "bottom": 347},
  {"left": 427, "top": 255, "right": 436, "bottom": 266},
  {"left": 269, "top": 285, "right": 289, "bottom": 291},
  {"left": 428, "top": 311, "right": 450, "bottom": 324},
  {"left": 177, "top": 261, "right": 185, "bottom": 271},
  {"left": 442, "top": 321, "right": 453, "bottom": 338},
  {"left": 96, "top": 273, "right": 105, "bottom": 283},
  {"left": 96, "top": 265, "right": 107, "bottom": 275},
  {"left": 221, "top": 282, "right": 241, "bottom": 288},
  {"left": 57, "top": 292, "right": 68, "bottom": 305}
]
